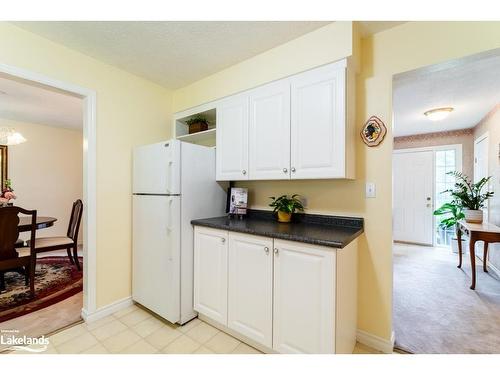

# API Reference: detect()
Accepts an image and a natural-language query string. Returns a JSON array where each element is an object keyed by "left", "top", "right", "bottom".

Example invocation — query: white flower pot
[
  {"left": 464, "top": 209, "right": 483, "bottom": 224},
  {"left": 451, "top": 237, "right": 468, "bottom": 254}
]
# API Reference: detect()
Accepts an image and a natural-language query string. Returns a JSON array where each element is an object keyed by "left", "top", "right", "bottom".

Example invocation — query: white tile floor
[
  {"left": 11, "top": 304, "right": 262, "bottom": 354},
  {"left": 5, "top": 303, "right": 382, "bottom": 354}
]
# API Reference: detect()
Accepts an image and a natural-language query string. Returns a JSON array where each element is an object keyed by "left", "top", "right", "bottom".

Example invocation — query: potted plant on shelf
[
  {"left": 185, "top": 115, "right": 209, "bottom": 134},
  {"left": 433, "top": 202, "right": 467, "bottom": 253},
  {"left": 444, "top": 171, "right": 494, "bottom": 224},
  {"left": 269, "top": 194, "right": 304, "bottom": 223}
]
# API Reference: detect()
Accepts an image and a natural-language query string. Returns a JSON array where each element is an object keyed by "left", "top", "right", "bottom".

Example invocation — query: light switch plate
[{"left": 366, "top": 182, "right": 376, "bottom": 198}]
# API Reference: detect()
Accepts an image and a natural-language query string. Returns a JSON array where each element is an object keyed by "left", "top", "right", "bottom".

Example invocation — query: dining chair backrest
[
  {"left": 67, "top": 199, "right": 83, "bottom": 243},
  {"left": 0, "top": 206, "right": 37, "bottom": 261}
]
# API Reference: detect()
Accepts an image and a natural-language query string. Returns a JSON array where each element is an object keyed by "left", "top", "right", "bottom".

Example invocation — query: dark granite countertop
[{"left": 191, "top": 210, "right": 363, "bottom": 249}]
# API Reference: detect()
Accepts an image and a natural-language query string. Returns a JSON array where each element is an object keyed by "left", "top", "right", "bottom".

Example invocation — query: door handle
[
  {"left": 274, "top": 248, "right": 279, "bottom": 255},
  {"left": 221, "top": 238, "right": 226, "bottom": 243},
  {"left": 283, "top": 168, "right": 288, "bottom": 174},
  {"left": 291, "top": 167, "right": 296, "bottom": 173},
  {"left": 264, "top": 247, "right": 269, "bottom": 254}
]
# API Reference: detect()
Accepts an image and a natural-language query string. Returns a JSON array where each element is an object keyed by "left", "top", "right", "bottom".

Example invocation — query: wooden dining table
[
  {"left": 18, "top": 216, "right": 57, "bottom": 233},
  {"left": 456, "top": 220, "right": 500, "bottom": 290}
]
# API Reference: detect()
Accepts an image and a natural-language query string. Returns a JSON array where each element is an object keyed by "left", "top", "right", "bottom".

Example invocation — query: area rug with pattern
[{"left": 0, "top": 256, "right": 82, "bottom": 323}]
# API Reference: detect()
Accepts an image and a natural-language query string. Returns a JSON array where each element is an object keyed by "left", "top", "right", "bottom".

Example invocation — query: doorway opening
[
  {"left": 0, "top": 62, "right": 96, "bottom": 349},
  {"left": 392, "top": 48, "right": 500, "bottom": 354}
]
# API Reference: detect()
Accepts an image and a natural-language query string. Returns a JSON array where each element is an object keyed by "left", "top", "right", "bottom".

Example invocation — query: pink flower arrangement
[{"left": 1, "top": 179, "right": 16, "bottom": 205}]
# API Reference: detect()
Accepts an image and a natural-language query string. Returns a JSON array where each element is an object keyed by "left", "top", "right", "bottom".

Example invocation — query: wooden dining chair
[
  {"left": 27, "top": 199, "right": 83, "bottom": 270},
  {"left": 0, "top": 206, "right": 36, "bottom": 296}
]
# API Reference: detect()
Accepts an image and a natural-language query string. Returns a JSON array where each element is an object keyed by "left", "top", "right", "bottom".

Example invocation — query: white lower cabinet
[
  {"left": 228, "top": 233, "right": 273, "bottom": 347},
  {"left": 272, "top": 239, "right": 335, "bottom": 354},
  {"left": 193, "top": 226, "right": 357, "bottom": 354},
  {"left": 193, "top": 226, "right": 228, "bottom": 325}
]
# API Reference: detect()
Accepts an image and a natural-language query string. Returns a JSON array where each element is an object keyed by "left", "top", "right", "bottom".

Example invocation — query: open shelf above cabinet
[
  {"left": 175, "top": 107, "right": 216, "bottom": 146},
  {"left": 176, "top": 128, "right": 216, "bottom": 144}
]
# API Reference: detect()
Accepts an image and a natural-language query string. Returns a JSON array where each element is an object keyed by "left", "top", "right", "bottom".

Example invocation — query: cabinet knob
[
  {"left": 264, "top": 247, "right": 269, "bottom": 254},
  {"left": 242, "top": 170, "right": 247, "bottom": 175},
  {"left": 291, "top": 167, "right": 296, "bottom": 173},
  {"left": 221, "top": 238, "right": 226, "bottom": 243},
  {"left": 274, "top": 248, "right": 279, "bottom": 255},
  {"left": 283, "top": 168, "right": 288, "bottom": 174}
]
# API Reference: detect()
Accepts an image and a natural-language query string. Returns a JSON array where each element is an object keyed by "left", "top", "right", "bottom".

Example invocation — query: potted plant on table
[
  {"left": 444, "top": 171, "right": 494, "bottom": 224},
  {"left": 269, "top": 194, "right": 304, "bottom": 223},
  {"left": 433, "top": 202, "right": 467, "bottom": 253},
  {"left": 185, "top": 115, "right": 209, "bottom": 134}
]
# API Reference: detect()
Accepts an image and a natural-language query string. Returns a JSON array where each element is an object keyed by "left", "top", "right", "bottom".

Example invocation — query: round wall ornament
[{"left": 361, "top": 116, "right": 387, "bottom": 147}]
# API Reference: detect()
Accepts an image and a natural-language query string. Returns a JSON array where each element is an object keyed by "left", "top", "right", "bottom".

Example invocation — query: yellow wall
[
  {"left": 172, "top": 21, "right": 500, "bottom": 341},
  {"left": 2, "top": 118, "right": 83, "bottom": 241},
  {"left": 0, "top": 23, "right": 173, "bottom": 308},
  {"left": 173, "top": 22, "right": 354, "bottom": 112}
]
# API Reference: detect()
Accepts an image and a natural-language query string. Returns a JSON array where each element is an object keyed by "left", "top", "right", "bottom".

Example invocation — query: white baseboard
[
  {"left": 356, "top": 329, "right": 395, "bottom": 354},
  {"left": 81, "top": 296, "right": 134, "bottom": 323}
]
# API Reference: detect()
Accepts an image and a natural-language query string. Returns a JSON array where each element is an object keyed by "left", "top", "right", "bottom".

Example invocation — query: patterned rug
[{"left": 0, "top": 256, "right": 82, "bottom": 323}]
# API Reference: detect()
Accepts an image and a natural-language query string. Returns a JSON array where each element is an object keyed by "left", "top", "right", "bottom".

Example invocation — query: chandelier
[{"left": 0, "top": 127, "right": 27, "bottom": 146}]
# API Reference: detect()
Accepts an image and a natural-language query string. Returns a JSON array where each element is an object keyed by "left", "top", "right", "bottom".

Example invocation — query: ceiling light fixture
[
  {"left": 0, "top": 127, "right": 27, "bottom": 146},
  {"left": 424, "top": 107, "right": 454, "bottom": 121}
]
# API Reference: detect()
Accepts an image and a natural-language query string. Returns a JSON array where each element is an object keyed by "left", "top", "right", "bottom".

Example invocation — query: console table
[{"left": 456, "top": 220, "right": 500, "bottom": 290}]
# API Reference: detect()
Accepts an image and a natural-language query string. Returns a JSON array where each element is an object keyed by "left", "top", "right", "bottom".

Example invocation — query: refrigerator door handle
[
  {"left": 166, "top": 197, "right": 174, "bottom": 261},
  {"left": 166, "top": 160, "right": 173, "bottom": 194}
]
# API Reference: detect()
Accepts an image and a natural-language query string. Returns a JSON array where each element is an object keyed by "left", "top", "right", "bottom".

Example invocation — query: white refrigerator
[{"left": 132, "top": 140, "right": 226, "bottom": 324}]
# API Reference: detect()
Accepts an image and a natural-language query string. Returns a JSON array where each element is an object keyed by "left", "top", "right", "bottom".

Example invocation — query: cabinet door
[
  {"left": 193, "top": 227, "right": 228, "bottom": 325},
  {"left": 216, "top": 94, "right": 249, "bottom": 181},
  {"left": 248, "top": 80, "right": 291, "bottom": 180},
  {"left": 273, "top": 240, "right": 336, "bottom": 354},
  {"left": 290, "top": 60, "right": 346, "bottom": 179},
  {"left": 228, "top": 233, "right": 273, "bottom": 347}
]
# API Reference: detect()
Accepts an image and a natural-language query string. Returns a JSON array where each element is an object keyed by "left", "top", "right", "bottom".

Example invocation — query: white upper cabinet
[
  {"left": 290, "top": 60, "right": 346, "bottom": 179},
  {"left": 216, "top": 93, "right": 249, "bottom": 181},
  {"left": 248, "top": 80, "right": 291, "bottom": 180},
  {"left": 228, "top": 233, "right": 273, "bottom": 347},
  {"left": 215, "top": 58, "right": 352, "bottom": 181},
  {"left": 273, "top": 239, "right": 336, "bottom": 354}
]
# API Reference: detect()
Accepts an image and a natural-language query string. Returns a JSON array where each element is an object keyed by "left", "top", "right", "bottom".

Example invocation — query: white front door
[{"left": 393, "top": 151, "right": 434, "bottom": 245}]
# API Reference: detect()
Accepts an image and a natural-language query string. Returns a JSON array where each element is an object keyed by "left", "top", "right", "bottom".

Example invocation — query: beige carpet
[{"left": 394, "top": 243, "right": 500, "bottom": 354}]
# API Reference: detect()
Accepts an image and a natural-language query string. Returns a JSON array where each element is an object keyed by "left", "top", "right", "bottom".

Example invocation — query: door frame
[
  {"left": 393, "top": 143, "right": 462, "bottom": 246},
  {"left": 0, "top": 62, "right": 98, "bottom": 316},
  {"left": 474, "top": 132, "right": 489, "bottom": 221}
]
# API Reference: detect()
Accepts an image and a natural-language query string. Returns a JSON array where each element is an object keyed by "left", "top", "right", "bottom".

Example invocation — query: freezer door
[
  {"left": 132, "top": 195, "right": 181, "bottom": 323},
  {"left": 133, "top": 140, "right": 181, "bottom": 194}
]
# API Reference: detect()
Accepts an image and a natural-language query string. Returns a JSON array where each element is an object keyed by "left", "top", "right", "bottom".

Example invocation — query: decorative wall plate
[{"left": 361, "top": 116, "right": 387, "bottom": 147}]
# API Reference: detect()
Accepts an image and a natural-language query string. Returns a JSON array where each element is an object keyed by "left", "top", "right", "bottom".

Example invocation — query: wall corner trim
[
  {"left": 356, "top": 329, "right": 395, "bottom": 354},
  {"left": 81, "top": 296, "right": 133, "bottom": 323}
]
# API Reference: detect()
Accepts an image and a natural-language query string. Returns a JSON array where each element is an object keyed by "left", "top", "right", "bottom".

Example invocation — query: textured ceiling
[
  {"left": 13, "top": 21, "right": 332, "bottom": 89},
  {"left": 393, "top": 50, "right": 500, "bottom": 137},
  {"left": 0, "top": 74, "right": 82, "bottom": 129}
]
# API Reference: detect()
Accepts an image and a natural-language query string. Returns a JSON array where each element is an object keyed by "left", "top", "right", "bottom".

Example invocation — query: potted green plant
[
  {"left": 433, "top": 202, "right": 467, "bottom": 253},
  {"left": 444, "top": 171, "right": 494, "bottom": 224},
  {"left": 185, "top": 115, "right": 209, "bottom": 134},
  {"left": 269, "top": 194, "right": 304, "bottom": 223}
]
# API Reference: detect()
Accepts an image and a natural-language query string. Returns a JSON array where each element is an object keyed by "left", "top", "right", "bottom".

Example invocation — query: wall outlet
[{"left": 366, "top": 182, "right": 376, "bottom": 198}]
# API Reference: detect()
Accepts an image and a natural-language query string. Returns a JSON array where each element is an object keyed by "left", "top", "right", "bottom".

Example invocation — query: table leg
[
  {"left": 470, "top": 238, "right": 477, "bottom": 290},
  {"left": 483, "top": 242, "right": 489, "bottom": 273},
  {"left": 457, "top": 226, "right": 463, "bottom": 268}
]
